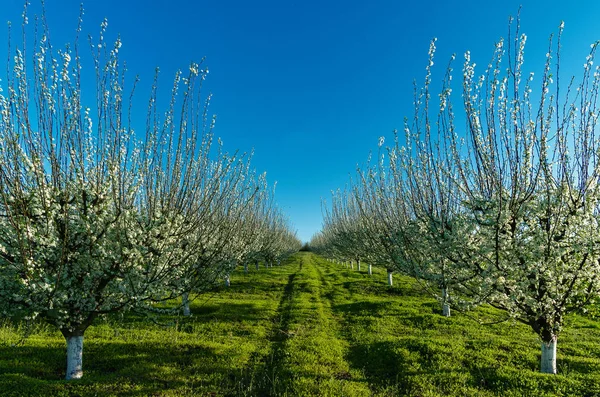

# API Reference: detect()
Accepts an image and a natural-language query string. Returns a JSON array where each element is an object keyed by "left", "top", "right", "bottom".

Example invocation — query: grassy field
[{"left": 2, "top": 252, "right": 600, "bottom": 396}]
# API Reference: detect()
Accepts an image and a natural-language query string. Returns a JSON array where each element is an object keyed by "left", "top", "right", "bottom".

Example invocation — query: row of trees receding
[
  {"left": 0, "top": 6, "right": 301, "bottom": 380},
  {"left": 311, "top": 19, "right": 600, "bottom": 375}
]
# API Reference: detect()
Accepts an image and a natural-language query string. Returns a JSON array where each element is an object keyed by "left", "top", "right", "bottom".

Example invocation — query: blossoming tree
[
  {"left": 314, "top": 17, "right": 600, "bottom": 374},
  {"left": 445, "top": 20, "right": 600, "bottom": 374},
  {"left": 0, "top": 6, "right": 299, "bottom": 379}
]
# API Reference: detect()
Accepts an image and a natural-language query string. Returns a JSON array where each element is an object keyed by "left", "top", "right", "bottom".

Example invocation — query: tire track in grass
[
  {"left": 312, "top": 254, "right": 396, "bottom": 396},
  {"left": 237, "top": 258, "right": 301, "bottom": 396},
  {"left": 278, "top": 253, "right": 370, "bottom": 396},
  {"left": 239, "top": 253, "right": 371, "bottom": 396}
]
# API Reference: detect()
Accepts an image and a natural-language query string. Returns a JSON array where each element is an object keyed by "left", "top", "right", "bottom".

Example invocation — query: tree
[
  {"left": 445, "top": 20, "right": 600, "bottom": 374},
  {"left": 314, "top": 16, "right": 600, "bottom": 374},
  {"left": 0, "top": 5, "right": 299, "bottom": 379},
  {"left": 397, "top": 18, "right": 600, "bottom": 373}
]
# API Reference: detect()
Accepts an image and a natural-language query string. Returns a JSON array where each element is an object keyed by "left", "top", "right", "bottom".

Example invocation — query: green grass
[{"left": 2, "top": 252, "right": 600, "bottom": 396}]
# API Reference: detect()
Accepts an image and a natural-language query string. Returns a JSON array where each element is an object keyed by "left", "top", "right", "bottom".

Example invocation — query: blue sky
[{"left": 2, "top": 0, "right": 600, "bottom": 242}]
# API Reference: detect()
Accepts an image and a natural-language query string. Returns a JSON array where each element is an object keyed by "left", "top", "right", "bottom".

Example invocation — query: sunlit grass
[{"left": 1, "top": 252, "right": 600, "bottom": 396}]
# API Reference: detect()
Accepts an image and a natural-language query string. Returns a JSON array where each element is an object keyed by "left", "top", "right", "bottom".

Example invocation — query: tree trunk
[
  {"left": 182, "top": 292, "right": 191, "bottom": 316},
  {"left": 441, "top": 287, "right": 450, "bottom": 317},
  {"left": 65, "top": 334, "right": 84, "bottom": 380},
  {"left": 541, "top": 337, "right": 557, "bottom": 374},
  {"left": 387, "top": 271, "right": 393, "bottom": 286},
  {"left": 350, "top": 261, "right": 354, "bottom": 270},
  {"left": 368, "top": 263, "right": 372, "bottom": 275},
  {"left": 357, "top": 259, "right": 361, "bottom": 272},
  {"left": 255, "top": 261, "right": 259, "bottom": 271},
  {"left": 225, "top": 274, "right": 231, "bottom": 287},
  {"left": 244, "top": 263, "right": 248, "bottom": 274}
]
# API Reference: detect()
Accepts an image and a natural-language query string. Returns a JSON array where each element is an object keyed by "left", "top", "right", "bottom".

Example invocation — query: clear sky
[{"left": 1, "top": 0, "right": 600, "bottom": 242}]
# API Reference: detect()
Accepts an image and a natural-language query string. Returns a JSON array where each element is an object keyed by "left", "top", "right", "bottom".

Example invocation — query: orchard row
[
  {"left": 0, "top": 6, "right": 301, "bottom": 380},
  {"left": 311, "top": 19, "right": 600, "bottom": 375}
]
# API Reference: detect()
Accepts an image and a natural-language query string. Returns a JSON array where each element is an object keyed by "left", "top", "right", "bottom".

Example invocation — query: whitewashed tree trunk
[
  {"left": 182, "top": 292, "right": 191, "bottom": 316},
  {"left": 357, "top": 259, "right": 361, "bottom": 272},
  {"left": 225, "top": 274, "right": 231, "bottom": 287},
  {"left": 387, "top": 271, "right": 393, "bottom": 286},
  {"left": 65, "top": 335, "right": 84, "bottom": 380},
  {"left": 244, "top": 263, "right": 248, "bottom": 274},
  {"left": 541, "top": 337, "right": 557, "bottom": 374},
  {"left": 350, "top": 261, "right": 354, "bottom": 270},
  {"left": 368, "top": 263, "right": 372, "bottom": 275},
  {"left": 441, "top": 287, "right": 450, "bottom": 317}
]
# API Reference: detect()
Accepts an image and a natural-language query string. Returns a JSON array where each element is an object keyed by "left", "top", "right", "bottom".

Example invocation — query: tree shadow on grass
[
  {"left": 346, "top": 339, "right": 479, "bottom": 396},
  {"left": 98, "top": 301, "right": 269, "bottom": 337},
  {"left": 227, "top": 277, "right": 288, "bottom": 295},
  {"left": 235, "top": 271, "right": 299, "bottom": 396},
  {"left": 339, "top": 279, "right": 424, "bottom": 299},
  {"left": 333, "top": 301, "right": 389, "bottom": 317},
  {"left": 346, "top": 340, "right": 415, "bottom": 395},
  {"left": 187, "top": 302, "right": 267, "bottom": 324},
  {"left": 0, "top": 339, "right": 256, "bottom": 396},
  {"left": 345, "top": 337, "right": 600, "bottom": 397}
]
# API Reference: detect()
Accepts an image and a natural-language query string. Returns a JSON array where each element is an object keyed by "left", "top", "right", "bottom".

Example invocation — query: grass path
[
  {"left": 2, "top": 252, "right": 600, "bottom": 396},
  {"left": 242, "top": 252, "right": 371, "bottom": 396}
]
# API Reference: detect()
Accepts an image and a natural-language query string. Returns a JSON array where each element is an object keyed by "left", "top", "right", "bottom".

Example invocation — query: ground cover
[{"left": 2, "top": 252, "right": 600, "bottom": 396}]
